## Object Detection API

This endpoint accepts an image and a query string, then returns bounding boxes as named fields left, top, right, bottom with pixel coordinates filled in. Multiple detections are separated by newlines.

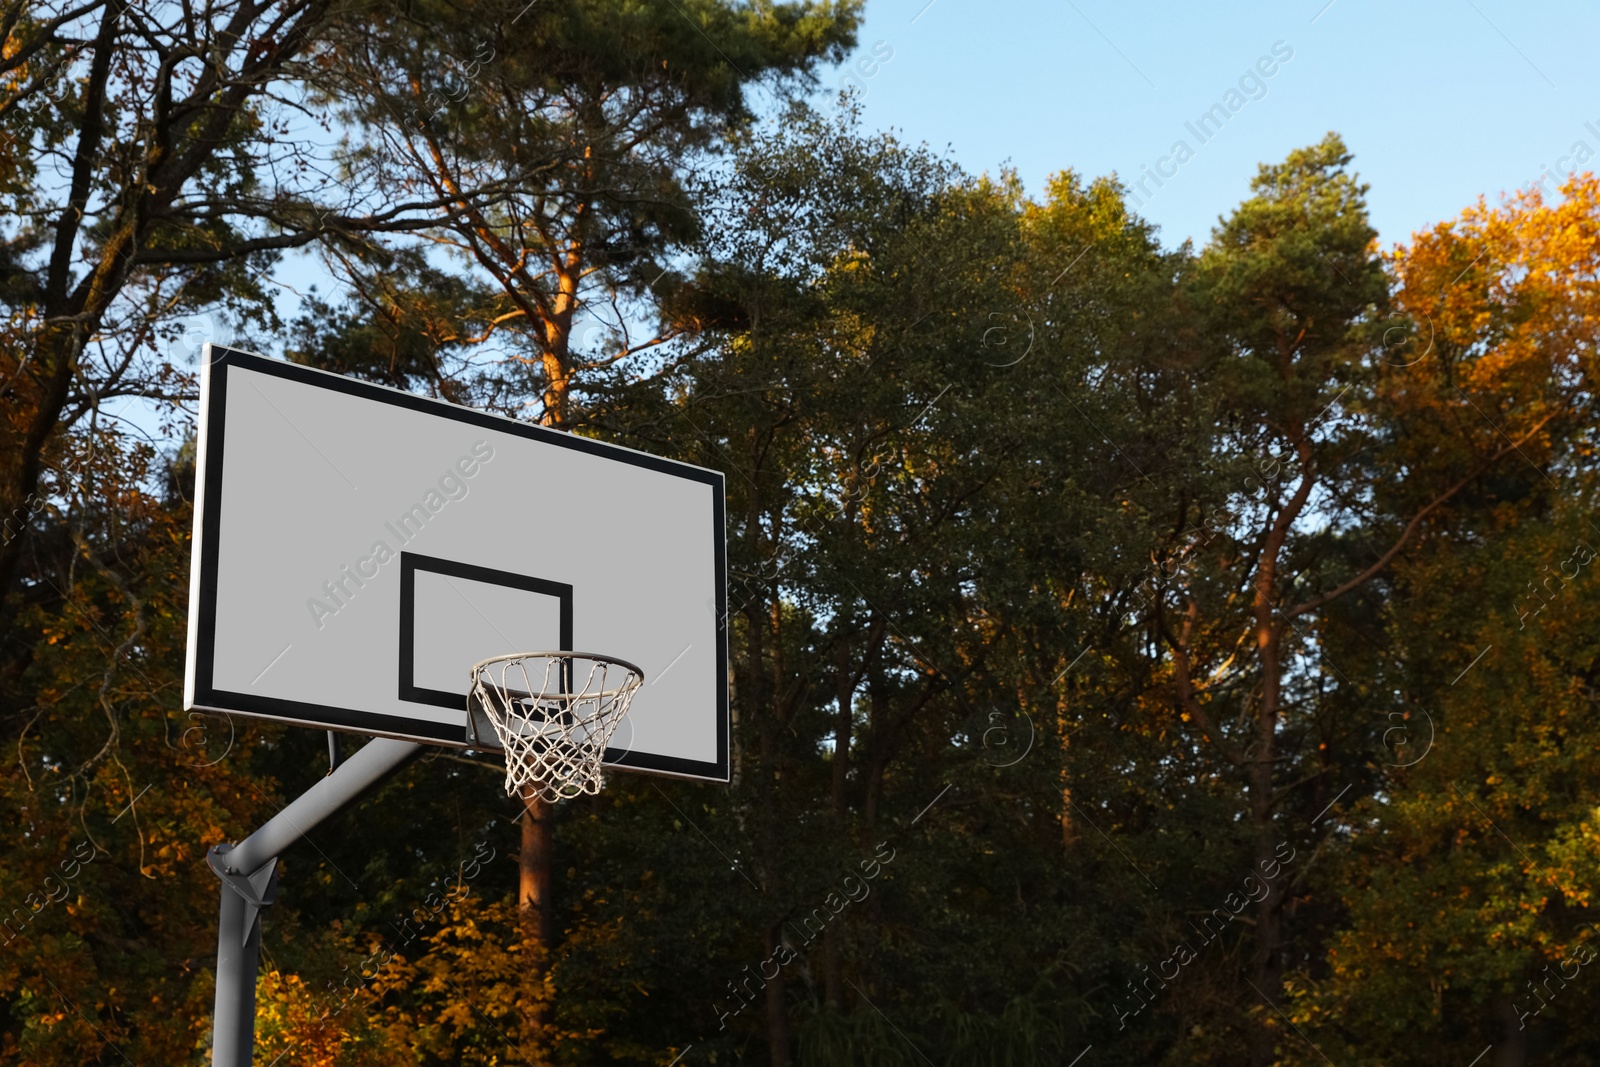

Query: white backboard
left=184, top=347, right=728, bottom=782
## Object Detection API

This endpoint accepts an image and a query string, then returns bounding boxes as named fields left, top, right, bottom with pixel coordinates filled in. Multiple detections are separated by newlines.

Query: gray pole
left=222, top=737, right=422, bottom=876
left=210, top=864, right=264, bottom=1067
left=209, top=737, right=423, bottom=1067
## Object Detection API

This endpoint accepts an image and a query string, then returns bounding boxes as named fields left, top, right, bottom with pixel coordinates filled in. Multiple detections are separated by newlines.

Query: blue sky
left=806, top=0, right=1600, bottom=250
left=188, top=0, right=1597, bottom=377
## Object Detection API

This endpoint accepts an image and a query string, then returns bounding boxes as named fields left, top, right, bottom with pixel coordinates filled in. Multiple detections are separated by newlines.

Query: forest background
left=3, top=3, right=1600, bottom=1066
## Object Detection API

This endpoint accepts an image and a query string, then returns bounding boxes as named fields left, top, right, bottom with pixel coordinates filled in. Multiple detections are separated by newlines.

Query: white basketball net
left=468, top=653, right=644, bottom=802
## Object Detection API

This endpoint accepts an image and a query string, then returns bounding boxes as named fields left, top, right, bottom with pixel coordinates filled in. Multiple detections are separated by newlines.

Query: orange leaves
left=1371, top=172, right=1600, bottom=536
left=255, top=970, right=360, bottom=1067
left=1389, top=172, right=1600, bottom=410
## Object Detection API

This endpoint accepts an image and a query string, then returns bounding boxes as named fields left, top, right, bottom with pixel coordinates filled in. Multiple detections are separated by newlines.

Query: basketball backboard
left=184, top=346, right=728, bottom=782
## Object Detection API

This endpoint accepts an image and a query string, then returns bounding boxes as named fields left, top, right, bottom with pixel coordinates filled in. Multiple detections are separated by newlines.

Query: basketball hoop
left=467, top=652, right=644, bottom=802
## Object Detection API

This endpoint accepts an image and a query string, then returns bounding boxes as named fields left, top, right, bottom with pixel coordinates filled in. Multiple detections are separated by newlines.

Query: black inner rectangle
left=397, top=551, right=574, bottom=712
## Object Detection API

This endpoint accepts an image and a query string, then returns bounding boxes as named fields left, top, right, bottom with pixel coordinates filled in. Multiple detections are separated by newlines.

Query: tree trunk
left=1249, top=528, right=1287, bottom=1067
left=0, top=333, right=78, bottom=644
left=822, top=644, right=852, bottom=1008
left=517, top=300, right=578, bottom=1048
left=519, top=785, right=555, bottom=1051
left=1248, top=808, right=1286, bottom=1067
left=764, top=921, right=792, bottom=1067
left=1058, top=684, right=1077, bottom=850
left=1491, top=991, right=1528, bottom=1067
left=741, top=474, right=790, bottom=1064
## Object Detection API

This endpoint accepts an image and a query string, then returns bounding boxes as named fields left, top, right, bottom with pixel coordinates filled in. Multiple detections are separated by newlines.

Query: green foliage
left=7, top=10, right=1600, bottom=1064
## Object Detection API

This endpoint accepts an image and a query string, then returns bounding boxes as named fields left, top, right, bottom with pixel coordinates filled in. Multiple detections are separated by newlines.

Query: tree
left=0, top=0, right=503, bottom=665
left=1283, top=173, right=1600, bottom=1067
left=617, top=105, right=1206, bottom=1065
left=290, top=0, right=862, bottom=1055
left=15, top=16, right=1600, bottom=1055
left=0, top=5, right=459, bottom=1060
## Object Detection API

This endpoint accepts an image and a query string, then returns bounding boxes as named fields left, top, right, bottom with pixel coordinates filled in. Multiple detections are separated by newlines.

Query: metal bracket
left=466, top=691, right=505, bottom=750
left=207, top=843, right=279, bottom=946
left=206, top=737, right=422, bottom=1067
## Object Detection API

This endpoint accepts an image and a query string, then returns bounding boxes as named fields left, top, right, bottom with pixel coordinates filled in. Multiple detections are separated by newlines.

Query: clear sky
left=177, top=0, right=1600, bottom=377
left=805, top=0, right=1600, bottom=251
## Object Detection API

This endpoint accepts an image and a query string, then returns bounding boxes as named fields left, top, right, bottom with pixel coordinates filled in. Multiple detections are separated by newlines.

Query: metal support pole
left=208, top=737, right=423, bottom=1067
left=210, top=860, right=266, bottom=1067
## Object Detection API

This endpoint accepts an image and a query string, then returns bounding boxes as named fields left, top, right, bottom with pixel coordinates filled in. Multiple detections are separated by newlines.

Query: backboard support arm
left=207, top=737, right=424, bottom=1067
